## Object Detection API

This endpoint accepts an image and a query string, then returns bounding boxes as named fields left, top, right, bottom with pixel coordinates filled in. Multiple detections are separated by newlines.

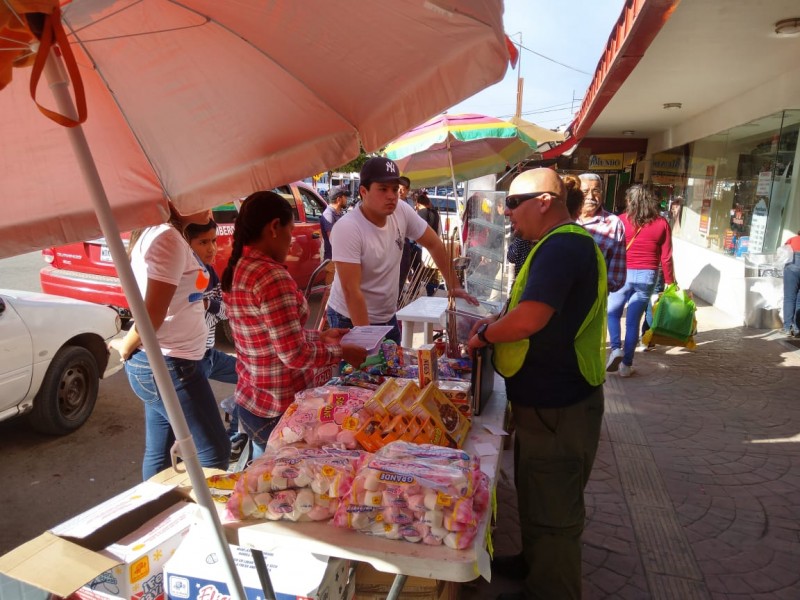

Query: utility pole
left=514, top=33, right=524, bottom=118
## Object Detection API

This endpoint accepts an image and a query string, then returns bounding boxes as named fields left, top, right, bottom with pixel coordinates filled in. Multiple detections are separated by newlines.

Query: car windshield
left=430, top=197, right=457, bottom=212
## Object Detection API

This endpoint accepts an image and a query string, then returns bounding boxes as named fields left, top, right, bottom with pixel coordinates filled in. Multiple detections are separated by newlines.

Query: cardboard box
left=163, top=527, right=351, bottom=600
left=352, top=563, right=457, bottom=600
left=0, top=481, right=197, bottom=599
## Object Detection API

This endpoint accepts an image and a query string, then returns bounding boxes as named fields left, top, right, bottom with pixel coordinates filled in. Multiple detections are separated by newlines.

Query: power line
left=517, top=42, right=592, bottom=76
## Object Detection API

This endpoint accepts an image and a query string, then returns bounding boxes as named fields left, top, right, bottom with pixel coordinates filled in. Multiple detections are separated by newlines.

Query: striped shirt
left=202, top=264, right=225, bottom=348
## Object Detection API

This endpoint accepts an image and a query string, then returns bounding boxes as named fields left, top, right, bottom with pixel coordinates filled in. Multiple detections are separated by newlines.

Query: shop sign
left=652, top=153, right=684, bottom=174
left=588, top=153, right=624, bottom=171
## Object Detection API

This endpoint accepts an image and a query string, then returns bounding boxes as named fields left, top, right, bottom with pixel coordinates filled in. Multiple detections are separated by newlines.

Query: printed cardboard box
left=0, top=481, right=197, bottom=599
left=72, top=501, right=197, bottom=600
left=163, top=527, right=351, bottom=600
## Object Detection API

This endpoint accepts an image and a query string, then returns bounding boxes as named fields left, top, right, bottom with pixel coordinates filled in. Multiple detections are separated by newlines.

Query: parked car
left=0, top=289, right=121, bottom=435
left=428, top=195, right=463, bottom=240
left=40, top=182, right=328, bottom=321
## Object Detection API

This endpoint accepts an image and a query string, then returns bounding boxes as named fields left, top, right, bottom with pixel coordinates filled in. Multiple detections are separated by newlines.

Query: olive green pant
left=511, top=387, right=604, bottom=600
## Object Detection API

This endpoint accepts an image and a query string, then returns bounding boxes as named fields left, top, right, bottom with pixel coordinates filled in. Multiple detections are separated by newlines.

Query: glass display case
left=461, top=190, right=509, bottom=311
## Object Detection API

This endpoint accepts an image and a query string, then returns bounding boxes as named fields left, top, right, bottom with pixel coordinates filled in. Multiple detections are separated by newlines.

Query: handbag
left=643, top=283, right=697, bottom=349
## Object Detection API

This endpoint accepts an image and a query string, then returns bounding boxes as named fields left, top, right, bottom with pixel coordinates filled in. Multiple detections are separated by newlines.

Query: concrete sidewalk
left=462, top=302, right=800, bottom=599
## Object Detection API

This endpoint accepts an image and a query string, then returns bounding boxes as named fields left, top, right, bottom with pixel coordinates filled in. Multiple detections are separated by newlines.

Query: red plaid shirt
left=225, top=250, right=341, bottom=417
left=579, top=209, right=627, bottom=292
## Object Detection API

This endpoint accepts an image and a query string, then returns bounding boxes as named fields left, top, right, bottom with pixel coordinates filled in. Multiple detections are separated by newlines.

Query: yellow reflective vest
left=492, top=224, right=607, bottom=385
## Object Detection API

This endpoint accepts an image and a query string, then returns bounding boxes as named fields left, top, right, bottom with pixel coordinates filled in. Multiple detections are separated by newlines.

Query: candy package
left=332, top=441, right=490, bottom=549
left=225, top=445, right=370, bottom=522
left=267, top=385, right=374, bottom=449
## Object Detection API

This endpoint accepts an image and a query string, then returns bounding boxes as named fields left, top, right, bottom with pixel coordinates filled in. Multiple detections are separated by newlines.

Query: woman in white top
left=111, top=204, right=230, bottom=479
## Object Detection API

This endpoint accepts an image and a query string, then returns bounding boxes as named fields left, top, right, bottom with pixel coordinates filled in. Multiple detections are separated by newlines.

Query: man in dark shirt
left=468, top=168, right=606, bottom=600
left=320, top=185, right=349, bottom=261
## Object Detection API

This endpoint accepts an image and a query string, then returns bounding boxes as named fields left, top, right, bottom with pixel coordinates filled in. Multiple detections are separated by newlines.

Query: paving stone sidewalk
left=461, top=302, right=800, bottom=600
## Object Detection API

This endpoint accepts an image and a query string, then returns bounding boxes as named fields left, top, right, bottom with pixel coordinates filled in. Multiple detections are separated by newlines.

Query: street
left=0, top=252, right=235, bottom=555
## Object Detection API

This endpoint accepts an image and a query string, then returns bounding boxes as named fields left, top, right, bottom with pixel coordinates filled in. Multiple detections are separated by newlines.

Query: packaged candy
left=333, top=441, right=489, bottom=549
left=225, top=445, right=370, bottom=522
left=437, top=379, right=472, bottom=417
left=267, top=386, right=374, bottom=449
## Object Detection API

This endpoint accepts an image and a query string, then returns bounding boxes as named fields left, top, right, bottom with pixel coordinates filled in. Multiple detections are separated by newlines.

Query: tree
left=332, top=147, right=382, bottom=173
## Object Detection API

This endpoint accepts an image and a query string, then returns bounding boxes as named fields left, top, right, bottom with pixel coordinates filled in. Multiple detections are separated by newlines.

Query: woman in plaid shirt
left=221, top=192, right=367, bottom=455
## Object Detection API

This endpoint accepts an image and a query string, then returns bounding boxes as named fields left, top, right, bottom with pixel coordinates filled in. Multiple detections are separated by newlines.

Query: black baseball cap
left=398, top=176, right=411, bottom=188
left=328, top=185, right=350, bottom=202
left=360, top=157, right=403, bottom=188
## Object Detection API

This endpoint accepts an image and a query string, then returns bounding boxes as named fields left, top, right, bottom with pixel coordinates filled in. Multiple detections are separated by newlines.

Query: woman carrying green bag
left=606, top=185, right=675, bottom=377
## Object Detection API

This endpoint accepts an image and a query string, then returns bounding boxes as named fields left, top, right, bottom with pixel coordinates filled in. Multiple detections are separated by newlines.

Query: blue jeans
left=125, top=350, right=231, bottom=480
left=783, top=255, right=800, bottom=332
left=608, top=269, right=657, bottom=367
left=201, top=347, right=239, bottom=435
left=325, top=308, right=401, bottom=345
left=236, top=405, right=282, bottom=459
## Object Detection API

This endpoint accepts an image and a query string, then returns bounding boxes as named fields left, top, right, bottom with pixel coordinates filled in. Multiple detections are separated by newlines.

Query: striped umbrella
left=384, top=113, right=539, bottom=188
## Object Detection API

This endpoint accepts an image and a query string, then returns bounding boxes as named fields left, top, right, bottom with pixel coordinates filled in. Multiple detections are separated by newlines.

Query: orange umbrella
left=0, top=0, right=513, bottom=258
left=0, top=2, right=513, bottom=597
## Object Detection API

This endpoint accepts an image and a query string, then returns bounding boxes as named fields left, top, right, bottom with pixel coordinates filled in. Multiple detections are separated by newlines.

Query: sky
left=448, top=0, right=628, bottom=131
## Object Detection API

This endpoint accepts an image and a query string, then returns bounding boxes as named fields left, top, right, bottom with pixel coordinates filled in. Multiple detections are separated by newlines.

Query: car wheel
left=28, top=345, right=100, bottom=435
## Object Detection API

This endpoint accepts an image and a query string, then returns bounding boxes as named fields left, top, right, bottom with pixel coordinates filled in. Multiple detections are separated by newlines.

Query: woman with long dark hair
left=221, top=191, right=366, bottom=455
left=606, top=185, right=675, bottom=377
left=111, top=203, right=231, bottom=479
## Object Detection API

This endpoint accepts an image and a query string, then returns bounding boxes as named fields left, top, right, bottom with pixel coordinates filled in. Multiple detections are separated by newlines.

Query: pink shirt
left=619, top=214, right=675, bottom=284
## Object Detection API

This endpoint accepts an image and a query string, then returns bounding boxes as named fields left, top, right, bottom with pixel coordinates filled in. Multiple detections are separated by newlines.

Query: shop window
left=658, top=110, right=800, bottom=257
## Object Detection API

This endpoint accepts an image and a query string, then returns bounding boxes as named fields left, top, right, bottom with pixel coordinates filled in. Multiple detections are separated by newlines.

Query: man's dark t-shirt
left=504, top=231, right=601, bottom=408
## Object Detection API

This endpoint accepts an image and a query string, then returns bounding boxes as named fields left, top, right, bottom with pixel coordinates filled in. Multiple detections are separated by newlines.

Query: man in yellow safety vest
left=467, top=167, right=607, bottom=600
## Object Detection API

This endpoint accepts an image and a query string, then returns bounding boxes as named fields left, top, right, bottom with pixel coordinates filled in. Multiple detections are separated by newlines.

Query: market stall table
left=396, top=296, right=448, bottom=348
left=223, top=375, right=508, bottom=600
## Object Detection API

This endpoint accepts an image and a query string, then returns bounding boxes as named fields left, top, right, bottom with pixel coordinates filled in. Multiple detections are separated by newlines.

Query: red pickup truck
left=40, top=182, right=328, bottom=322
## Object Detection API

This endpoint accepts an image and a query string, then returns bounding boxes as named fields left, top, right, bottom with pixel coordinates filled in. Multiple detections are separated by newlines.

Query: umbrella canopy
left=384, top=113, right=539, bottom=188
left=0, top=0, right=512, bottom=259
left=510, top=115, right=565, bottom=145
left=0, top=2, right=512, bottom=598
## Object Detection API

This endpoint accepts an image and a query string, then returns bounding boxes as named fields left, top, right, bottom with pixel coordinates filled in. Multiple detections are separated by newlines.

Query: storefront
left=642, top=110, right=800, bottom=320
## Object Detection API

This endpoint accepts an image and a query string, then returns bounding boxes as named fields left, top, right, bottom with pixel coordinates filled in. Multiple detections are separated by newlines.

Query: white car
left=0, top=289, right=121, bottom=435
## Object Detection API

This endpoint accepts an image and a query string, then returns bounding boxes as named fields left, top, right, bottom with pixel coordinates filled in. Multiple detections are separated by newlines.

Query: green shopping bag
left=646, top=283, right=697, bottom=347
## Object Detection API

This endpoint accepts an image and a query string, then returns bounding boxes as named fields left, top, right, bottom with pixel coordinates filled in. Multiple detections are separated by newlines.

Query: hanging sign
left=756, top=171, right=773, bottom=197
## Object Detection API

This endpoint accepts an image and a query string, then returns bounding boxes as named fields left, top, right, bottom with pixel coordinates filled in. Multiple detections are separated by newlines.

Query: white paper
left=482, top=423, right=508, bottom=436
left=339, top=325, right=393, bottom=351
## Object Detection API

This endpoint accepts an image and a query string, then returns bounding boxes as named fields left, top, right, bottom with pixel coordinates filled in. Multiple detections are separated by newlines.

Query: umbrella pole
left=43, top=50, right=251, bottom=600
left=444, top=137, right=461, bottom=357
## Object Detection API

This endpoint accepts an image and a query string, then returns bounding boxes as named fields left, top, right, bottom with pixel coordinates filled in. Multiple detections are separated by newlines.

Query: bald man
left=468, top=168, right=607, bottom=600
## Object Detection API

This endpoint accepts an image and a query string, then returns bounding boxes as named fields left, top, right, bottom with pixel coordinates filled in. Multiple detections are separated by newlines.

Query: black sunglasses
left=505, top=191, right=557, bottom=210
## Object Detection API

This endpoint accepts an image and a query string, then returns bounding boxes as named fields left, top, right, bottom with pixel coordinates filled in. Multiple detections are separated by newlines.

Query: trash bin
left=744, top=253, right=784, bottom=329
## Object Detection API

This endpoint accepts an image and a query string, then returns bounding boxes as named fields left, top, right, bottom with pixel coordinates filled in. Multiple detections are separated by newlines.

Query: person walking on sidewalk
left=577, top=173, right=626, bottom=293
left=606, top=185, right=675, bottom=377
left=467, top=168, right=607, bottom=600
left=781, top=230, right=800, bottom=336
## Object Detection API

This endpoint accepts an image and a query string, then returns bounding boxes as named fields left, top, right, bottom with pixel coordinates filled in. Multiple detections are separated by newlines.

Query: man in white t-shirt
left=327, top=157, right=476, bottom=344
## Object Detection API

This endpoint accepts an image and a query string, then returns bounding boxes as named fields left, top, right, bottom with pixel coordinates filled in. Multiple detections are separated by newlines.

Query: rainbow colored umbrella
left=384, top=113, right=539, bottom=188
